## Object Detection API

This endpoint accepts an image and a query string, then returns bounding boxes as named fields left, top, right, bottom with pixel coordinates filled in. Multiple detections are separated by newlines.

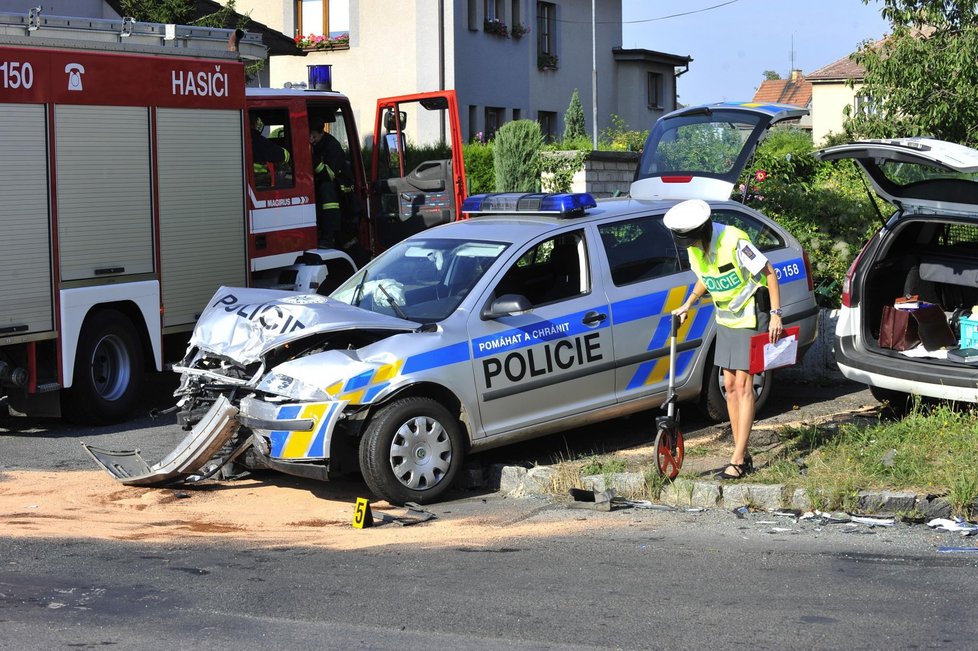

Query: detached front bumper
left=84, top=393, right=352, bottom=487
left=83, top=395, right=240, bottom=486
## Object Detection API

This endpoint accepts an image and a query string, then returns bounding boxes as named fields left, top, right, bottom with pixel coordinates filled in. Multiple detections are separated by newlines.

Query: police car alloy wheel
left=359, top=397, right=464, bottom=505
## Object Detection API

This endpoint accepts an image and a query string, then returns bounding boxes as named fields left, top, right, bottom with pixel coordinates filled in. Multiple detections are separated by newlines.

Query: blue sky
left=621, top=0, right=890, bottom=106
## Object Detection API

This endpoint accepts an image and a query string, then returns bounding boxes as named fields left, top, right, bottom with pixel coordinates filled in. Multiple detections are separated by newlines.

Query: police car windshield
left=331, top=238, right=509, bottom=322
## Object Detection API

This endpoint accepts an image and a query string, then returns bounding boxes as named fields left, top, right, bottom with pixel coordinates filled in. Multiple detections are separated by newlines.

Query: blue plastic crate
left=960, top=315, right=978, bottom=349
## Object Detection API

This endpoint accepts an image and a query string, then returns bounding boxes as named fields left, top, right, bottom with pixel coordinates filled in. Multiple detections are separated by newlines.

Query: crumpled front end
left=86, top=287, right=414, bottom=486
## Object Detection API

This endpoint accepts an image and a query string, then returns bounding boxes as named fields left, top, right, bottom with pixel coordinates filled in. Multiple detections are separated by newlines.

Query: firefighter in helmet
left=309, top=114, right=356, bottom=249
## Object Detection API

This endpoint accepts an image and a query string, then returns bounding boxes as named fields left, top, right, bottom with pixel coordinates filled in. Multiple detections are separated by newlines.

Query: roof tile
left=751, top=77, right=812, bottom=107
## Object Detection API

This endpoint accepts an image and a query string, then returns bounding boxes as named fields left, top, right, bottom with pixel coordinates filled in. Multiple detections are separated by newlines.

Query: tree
left=763, top=70, right=782, bottom=81
left=846, top=0, right=978, bottom=146
left=562, top=89, right=586, bottom=142
left=119, top=0, right=244, bottom=28
left=494, top=120, right=543, bottom=192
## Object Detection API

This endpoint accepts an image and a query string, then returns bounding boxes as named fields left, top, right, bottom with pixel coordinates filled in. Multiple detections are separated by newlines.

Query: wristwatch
left=770, top=308, right=783, bottom=316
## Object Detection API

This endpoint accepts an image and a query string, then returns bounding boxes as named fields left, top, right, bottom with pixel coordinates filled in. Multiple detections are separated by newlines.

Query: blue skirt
left=714, top=309, right=770, bottom=372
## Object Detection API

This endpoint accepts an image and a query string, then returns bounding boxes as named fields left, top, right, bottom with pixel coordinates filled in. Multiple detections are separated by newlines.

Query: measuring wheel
left=653, top=421, right=684, bottom=480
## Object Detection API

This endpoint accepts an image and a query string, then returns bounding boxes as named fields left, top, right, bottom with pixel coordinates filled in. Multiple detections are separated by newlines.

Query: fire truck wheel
left=63, top=309, right=144, bottom=424
left=700, top=345, right=771, bottom=423
left=358, top=397, right=464, bottom=506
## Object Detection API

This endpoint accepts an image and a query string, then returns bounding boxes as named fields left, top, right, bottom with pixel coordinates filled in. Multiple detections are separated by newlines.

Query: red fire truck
left=0, top=11, right=466, bottom=423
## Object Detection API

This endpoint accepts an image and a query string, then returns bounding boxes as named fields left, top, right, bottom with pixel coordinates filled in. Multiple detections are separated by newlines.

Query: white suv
left=817, top=138, right=978, bottom=409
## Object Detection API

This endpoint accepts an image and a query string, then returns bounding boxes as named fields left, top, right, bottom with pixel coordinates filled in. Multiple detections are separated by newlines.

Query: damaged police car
left=85, top=102, right=819, bottom=505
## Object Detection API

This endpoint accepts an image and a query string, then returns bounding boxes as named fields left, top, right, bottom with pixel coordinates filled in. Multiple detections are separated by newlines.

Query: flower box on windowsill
left=301, top=43, right=350, bottom=53
left=483, top=18, right=509, bottom=38
left=295, top=33, right=350, bottom=52
left=537, top=54, right=558, bottom=71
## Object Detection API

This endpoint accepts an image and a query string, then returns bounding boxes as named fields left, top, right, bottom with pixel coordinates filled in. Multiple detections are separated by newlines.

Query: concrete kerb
left=487, top=464, right=955, bottom=517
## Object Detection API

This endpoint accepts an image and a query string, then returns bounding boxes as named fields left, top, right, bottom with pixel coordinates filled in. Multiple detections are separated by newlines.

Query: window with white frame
left=298, top=0, right=350, bottom=38
left=854, top=93, right=879, bottom=117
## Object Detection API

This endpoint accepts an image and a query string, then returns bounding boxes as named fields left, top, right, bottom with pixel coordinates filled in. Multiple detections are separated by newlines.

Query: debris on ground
left=850, top=515, right=895, bottom=527
left=373, top=503, right=437, bottom=526
left=566, top=489, right=679, bottom=512
left=568, top=488, right=615, bottom=511
left=927, top=517, right=978, bottom=536
left=936, top=546, right=978, bottom=553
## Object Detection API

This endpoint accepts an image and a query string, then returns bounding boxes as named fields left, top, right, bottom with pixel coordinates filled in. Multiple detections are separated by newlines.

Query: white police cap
left=663, top=199, right=711, bottom=234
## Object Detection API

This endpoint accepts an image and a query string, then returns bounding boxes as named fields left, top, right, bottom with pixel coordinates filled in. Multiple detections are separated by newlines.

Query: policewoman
left=664, top=199, right=782, bottom=479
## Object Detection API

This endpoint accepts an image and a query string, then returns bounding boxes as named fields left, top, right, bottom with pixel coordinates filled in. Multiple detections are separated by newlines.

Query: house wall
left=269, top=1, right=451, bottom=147
left=521, top=0, right=622, bottom=144
left=240, top=2, right=292, bottom=35
left=614, top=61, right=679, bottom=135
left=231, top=0, right=680, bottom=150
left=266, top=0, right=627, bottom=147
left=811, top=81, right=862, bottom=145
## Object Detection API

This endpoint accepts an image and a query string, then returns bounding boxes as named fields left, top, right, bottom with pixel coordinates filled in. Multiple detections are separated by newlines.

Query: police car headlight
left=257, top=373, right=332, bottom=401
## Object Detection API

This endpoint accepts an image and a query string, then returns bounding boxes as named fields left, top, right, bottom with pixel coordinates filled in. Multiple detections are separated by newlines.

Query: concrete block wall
left=572, top=151, right=640, bottom=198
left=540, top=150, right=640, bottom=198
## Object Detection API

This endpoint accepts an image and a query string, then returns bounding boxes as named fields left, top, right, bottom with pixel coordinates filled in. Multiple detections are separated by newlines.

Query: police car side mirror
left=482, top=294, right=532, bottom=319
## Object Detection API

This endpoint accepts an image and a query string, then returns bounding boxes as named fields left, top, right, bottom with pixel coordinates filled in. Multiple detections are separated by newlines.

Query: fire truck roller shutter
left=156, top=108, right=247, bottom=328
left=0, top=103, right=53, bottom=335
left=55, top=105, right=153, bottom=282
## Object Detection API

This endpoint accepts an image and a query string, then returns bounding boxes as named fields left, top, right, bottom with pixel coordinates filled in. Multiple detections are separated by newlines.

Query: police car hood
left=191, top=287, right=415, bottom=364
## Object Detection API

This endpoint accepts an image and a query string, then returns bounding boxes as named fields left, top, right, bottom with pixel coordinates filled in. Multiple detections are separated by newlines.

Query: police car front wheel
left=359, top=397, right=464, bottom=505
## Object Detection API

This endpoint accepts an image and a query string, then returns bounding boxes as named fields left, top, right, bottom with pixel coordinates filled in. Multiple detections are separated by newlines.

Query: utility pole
left=591, top=0, right=598, bottom=150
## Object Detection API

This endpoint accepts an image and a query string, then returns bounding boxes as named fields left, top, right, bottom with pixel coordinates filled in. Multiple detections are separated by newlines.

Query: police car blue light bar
left=462, top=192, right=597, bottom=217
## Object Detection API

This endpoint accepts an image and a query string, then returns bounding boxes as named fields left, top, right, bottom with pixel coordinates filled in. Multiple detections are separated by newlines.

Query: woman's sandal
left=716, top=454, right=754, bottom=480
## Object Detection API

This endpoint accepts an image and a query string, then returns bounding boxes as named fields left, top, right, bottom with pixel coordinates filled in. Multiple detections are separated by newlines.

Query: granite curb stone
left=486, top=464, right=959, bottom=516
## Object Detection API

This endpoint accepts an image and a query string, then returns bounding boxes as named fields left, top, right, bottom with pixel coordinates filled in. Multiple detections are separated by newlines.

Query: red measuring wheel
left=653, top=421, right=684, bottom=480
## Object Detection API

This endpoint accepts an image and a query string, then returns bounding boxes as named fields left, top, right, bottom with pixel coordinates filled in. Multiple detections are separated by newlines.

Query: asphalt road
left=3, top=374, right=977, bottom=649
left=1, top=500, right=977, bottom=650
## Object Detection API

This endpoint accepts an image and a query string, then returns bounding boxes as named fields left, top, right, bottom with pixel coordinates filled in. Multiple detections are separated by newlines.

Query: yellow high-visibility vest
left=687, top=225, right=766, bottom=328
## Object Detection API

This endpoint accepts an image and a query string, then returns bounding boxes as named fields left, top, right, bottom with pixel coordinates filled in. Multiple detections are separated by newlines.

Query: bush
left=463, top=142, right=495, bottom=194
left=600, top=114, right=648, bottom=152
left=493, top=120, right=543, bottom=192
left=563, top=89, right=586, bottom=142
left=737, top=128, right=886, bottom=307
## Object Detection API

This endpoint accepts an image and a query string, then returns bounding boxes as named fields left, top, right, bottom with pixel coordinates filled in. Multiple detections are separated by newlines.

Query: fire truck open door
left=369, top=90, right=466, bottom=253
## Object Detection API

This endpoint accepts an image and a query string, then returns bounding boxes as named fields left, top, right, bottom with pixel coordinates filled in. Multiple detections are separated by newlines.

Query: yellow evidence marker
left=352, top=497, right=373, bottom=528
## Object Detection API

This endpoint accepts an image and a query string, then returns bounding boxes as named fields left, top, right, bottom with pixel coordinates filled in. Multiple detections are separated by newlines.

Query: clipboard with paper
left=748, top=326, right=800, bottom=375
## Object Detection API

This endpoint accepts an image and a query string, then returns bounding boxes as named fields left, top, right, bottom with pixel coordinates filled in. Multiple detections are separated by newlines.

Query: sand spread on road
left=0, top=470, right=606, bottom=549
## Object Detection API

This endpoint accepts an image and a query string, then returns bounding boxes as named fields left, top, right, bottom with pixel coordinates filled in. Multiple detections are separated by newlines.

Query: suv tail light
left=841, top=239, right=873, bottom=308
left=802, top=250, right=814, bottom=293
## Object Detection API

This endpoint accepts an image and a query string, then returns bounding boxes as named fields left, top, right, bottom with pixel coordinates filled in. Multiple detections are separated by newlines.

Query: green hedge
left=737, top=129, right=885, bottom=307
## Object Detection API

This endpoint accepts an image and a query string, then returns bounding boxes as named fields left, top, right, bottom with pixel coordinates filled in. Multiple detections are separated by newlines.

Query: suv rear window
left=879, top=159, right=978, bottom=187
